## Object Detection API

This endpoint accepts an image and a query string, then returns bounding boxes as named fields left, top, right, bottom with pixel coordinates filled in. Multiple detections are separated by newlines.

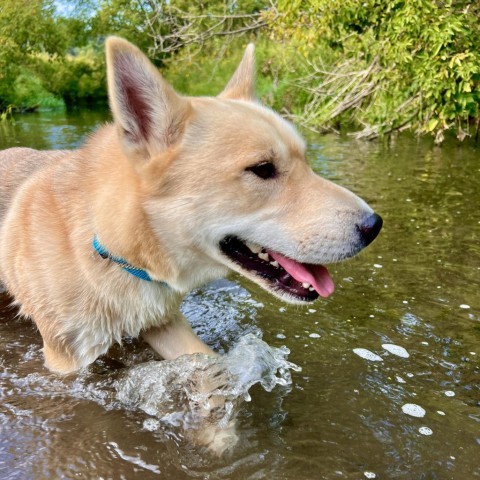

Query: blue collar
left=93, top=235, right=166, bottom=284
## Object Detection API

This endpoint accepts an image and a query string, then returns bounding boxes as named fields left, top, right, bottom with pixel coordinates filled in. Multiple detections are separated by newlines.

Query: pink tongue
left=267, top=250, right=335, bottom=298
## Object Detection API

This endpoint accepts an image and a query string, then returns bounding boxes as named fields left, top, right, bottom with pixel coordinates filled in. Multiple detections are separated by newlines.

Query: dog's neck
left=85, top=127, right=177, bottom=282
left=92, top=234, right=169, bottom=286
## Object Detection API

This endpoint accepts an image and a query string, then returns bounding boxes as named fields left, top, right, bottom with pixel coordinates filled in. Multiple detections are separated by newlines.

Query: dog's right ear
left=106, top=37, right=190, bottom=159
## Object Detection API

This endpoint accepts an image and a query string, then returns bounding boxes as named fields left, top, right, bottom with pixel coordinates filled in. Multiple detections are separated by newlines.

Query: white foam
left=459, top=304, right=470, bottom=309
left=444, top=390, right=455, bottom=397
left=108, top=442, right=161, bottom=474
left=143, top=418, right=160, bottom=431
left=419, top=426, right=433, bottom=435
left=382, top=344, right=410, bottom=358
left=353, top=348, right=383, bottom=362
left=436, top=411, right=445, bottom=416
left=401, top=403, right=426, bottom=417
left=364, top=472, right=377, bottom=479
left=309, top=333, right=321, bottom=338
left=395, top=375, right=406, bottom=384
left=276, top=333, right=286, bottom=339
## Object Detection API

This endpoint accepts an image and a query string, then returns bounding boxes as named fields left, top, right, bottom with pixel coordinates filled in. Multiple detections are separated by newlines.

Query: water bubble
left=437, top=411, right=445, bottom=416
left=308, top=333, right=321, bottom=339
left=276, top=333, right=286, bottom=339
left=373, top=264, right=382, bottom=268
left=444, top=390, right=455, bottom=397
left=382, top=344, right=410, bottom=358
left=308, top=309, right=317, bottom=313
left=364, top=472, right=377, bottom=479
left=402, top=403, right=426, bottom=417
left=459, top=304, right=470, bottom=309
left=419, top=426, right=433, bottom=435
left=396, top=375, right=406, bottom=384
left=143, top=418, right=160, bottom=431
left=353, top=348, right=383, bottom=362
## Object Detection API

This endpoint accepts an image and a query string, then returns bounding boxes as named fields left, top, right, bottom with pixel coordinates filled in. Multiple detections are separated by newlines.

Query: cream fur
left=0, top=37, right=376, bottom=375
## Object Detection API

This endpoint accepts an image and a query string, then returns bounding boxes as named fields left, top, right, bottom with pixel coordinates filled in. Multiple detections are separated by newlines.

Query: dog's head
left=105, top=37, right=382, bottom=304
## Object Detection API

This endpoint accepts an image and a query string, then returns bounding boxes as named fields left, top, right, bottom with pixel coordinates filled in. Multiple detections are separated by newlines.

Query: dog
left=0, top=37, right=381, bottom=374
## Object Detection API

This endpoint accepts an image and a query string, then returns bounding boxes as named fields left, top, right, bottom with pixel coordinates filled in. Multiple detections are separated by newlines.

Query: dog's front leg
left=142, top=314, right=215, bottom=360
left=143, top=315, right=237, bottom=454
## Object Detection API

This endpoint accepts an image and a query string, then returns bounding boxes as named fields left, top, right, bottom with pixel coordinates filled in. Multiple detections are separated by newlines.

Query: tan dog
left=0, top=37, right=381, bottom=376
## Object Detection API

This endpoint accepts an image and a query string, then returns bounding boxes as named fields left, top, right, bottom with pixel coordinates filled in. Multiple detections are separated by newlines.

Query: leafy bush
left=11, top=71, right=64, bottom=110
left=270, top=0, right=480, bottom=141
left=33, top=47, right=107, bottom=107
left=2, top=0, right=479, bottom=142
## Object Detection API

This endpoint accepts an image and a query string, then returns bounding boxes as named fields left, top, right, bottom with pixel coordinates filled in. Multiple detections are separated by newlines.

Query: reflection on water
left=0, top=111, right=479, bottom=479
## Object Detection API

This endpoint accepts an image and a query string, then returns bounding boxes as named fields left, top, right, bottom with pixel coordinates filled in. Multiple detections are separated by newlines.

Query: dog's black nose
left=358, top=212, right=383, bottom=247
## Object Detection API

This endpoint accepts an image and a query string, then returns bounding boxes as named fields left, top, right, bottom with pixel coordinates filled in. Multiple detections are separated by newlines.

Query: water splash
left=116, top=333, right=301, bottom=430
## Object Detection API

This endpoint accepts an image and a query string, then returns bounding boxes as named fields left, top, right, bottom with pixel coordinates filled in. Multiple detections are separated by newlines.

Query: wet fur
left=0, top=38, right=374, bottom=376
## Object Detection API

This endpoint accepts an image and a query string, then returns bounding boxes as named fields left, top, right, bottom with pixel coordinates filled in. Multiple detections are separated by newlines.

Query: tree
left=0, top=0, right=66, bottom=109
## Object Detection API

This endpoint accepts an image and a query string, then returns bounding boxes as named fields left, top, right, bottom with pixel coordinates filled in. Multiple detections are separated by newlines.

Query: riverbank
left=1, top=1, right=479, bottom=144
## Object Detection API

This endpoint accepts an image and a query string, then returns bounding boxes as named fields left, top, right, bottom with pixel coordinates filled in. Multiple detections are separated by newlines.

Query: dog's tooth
left=309, top=286, right=315, bottom=291
left=247, top=243, right=262, bottom=254
left=302, top=282, right=311, bottom=289
left=270, top=260, right=279, bottom=268
left=258, top=252, right=269, bottom=262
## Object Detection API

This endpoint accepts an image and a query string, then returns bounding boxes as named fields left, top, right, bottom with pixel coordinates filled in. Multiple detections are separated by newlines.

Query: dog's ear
left=219, top=43, right=255, bottom=101
left=106, top=37, right=190, bottom=158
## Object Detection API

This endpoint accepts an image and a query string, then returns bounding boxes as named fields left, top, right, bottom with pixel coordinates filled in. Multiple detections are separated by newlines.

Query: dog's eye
left=245, top=161, right=277, bottom=180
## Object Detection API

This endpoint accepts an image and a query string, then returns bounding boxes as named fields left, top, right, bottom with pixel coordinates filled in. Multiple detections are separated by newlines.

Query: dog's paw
left=187, top=419, right=239, bottom=456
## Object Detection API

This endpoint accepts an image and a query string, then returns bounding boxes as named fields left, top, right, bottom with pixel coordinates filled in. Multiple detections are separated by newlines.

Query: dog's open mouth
left=219, top=236, right=335, bottom=303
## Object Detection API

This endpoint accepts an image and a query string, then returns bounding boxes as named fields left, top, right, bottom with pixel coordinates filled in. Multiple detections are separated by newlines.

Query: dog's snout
left=357, top=212, right=383, bottom=247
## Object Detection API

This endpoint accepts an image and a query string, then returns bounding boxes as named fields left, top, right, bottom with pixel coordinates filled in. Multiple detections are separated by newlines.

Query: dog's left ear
left=106, top=37, right=191, bottom=159
left=219, top=44, right=255, bottom=101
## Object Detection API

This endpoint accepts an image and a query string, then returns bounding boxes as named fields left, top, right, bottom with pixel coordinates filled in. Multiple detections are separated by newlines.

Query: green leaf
left=427, top=118, right=439, bottom=132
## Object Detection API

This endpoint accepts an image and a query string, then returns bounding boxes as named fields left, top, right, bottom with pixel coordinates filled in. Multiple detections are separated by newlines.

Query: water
left=117, top=334, right=299, bottom=456
left=0, top=110, right=479, bottom=479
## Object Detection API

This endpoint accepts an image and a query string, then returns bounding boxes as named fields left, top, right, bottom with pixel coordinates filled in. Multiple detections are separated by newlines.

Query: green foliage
left=33, top=47, right=107, bottom=107
left=0, top=105, right=15, bottom=123
left=89, top=0, right=159, bottom=56
left=0, top=0, right=65, bottom=110
left=11, top=71, right=64, bottom=110
left=271, top=0, right=480, bottom=140
left=1, top=0, right=479, bottom=141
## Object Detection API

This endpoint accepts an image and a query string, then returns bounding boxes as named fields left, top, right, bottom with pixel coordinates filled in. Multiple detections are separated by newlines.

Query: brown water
left=0, top=110, right=479, bottom=479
